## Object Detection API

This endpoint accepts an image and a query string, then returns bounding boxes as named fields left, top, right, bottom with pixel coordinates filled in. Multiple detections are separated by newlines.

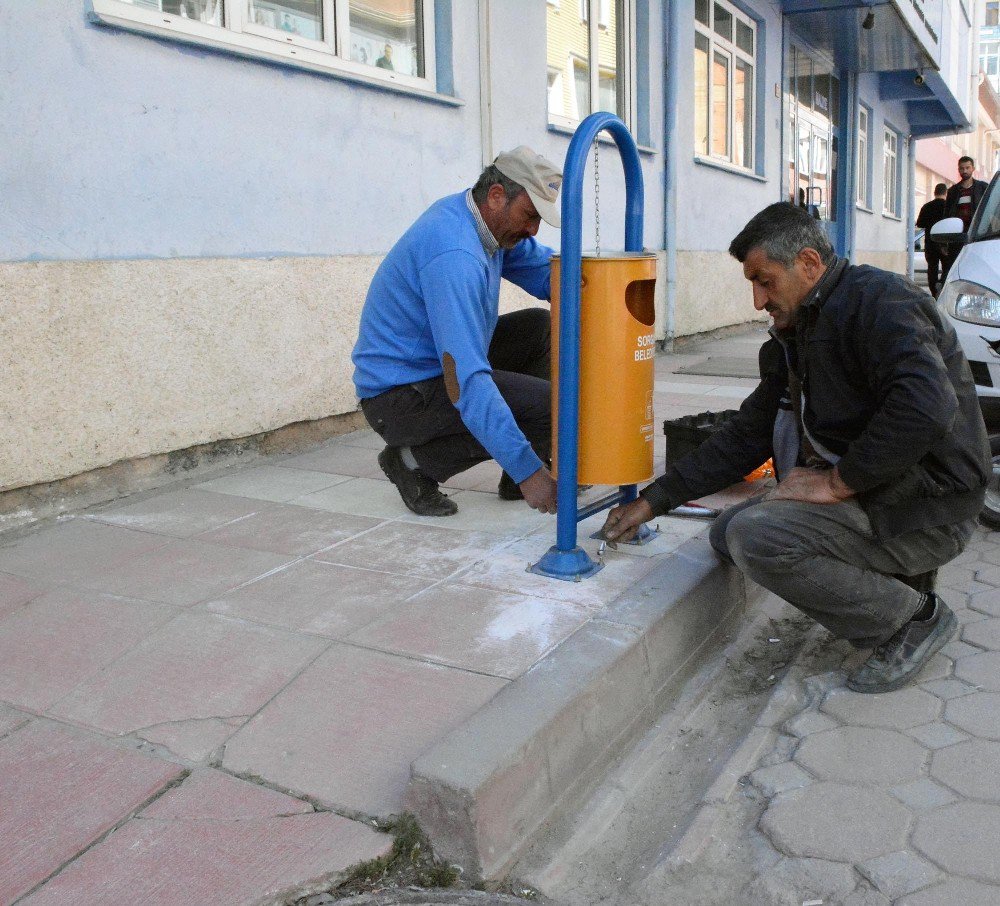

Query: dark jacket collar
left=801, top=256, right=848, bottom=311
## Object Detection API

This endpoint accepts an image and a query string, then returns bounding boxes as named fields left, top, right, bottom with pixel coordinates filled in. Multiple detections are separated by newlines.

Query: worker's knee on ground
left=709, top=513, right=733, bottom=563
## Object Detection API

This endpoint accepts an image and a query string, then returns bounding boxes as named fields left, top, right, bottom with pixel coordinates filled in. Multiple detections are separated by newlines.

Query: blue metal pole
left=530, top=112, right=646, bottom=581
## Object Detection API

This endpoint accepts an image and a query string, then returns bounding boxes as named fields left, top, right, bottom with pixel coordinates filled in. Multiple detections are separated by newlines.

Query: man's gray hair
left=728, top=202, right=835, bottom=267
left=471, top=164, right=526, bottom=205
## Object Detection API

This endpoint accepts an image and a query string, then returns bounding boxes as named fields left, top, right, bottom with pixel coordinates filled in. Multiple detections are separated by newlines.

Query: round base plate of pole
left=528, top=545, right=604, bottom=581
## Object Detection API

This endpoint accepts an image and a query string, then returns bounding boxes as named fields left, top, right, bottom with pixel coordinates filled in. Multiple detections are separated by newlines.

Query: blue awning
left=781, top=0, right=969, bottom=136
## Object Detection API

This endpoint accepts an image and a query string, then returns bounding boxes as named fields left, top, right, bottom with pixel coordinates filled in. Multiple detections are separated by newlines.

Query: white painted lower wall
left=1, top=255, right=544, bottom=492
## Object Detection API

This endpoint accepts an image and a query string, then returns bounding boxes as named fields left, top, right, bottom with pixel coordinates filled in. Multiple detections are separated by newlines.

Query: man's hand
left=767, top=466, right=854, bottom=504
left=600, top=498, right=654, bottom=545
left=520, top=466, right=558, bottom=514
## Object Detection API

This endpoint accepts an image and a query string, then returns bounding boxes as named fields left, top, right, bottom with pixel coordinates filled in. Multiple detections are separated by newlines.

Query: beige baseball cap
left=493, top=146, right=563, bottom=228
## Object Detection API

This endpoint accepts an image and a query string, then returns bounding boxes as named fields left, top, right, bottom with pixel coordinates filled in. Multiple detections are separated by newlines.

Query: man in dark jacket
left=916, top=183, right=947, bottom=296
left=602, top=202, right=990, bottom=694
left=941, top=156, right=990, bottom=281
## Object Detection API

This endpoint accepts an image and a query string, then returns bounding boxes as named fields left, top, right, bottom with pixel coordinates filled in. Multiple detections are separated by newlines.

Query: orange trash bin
left=550, top=253, right=658, bottom=486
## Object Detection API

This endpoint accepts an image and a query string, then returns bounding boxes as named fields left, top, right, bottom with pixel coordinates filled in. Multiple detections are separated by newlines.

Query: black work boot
left=378, top=447, right=458, bottom=517
left=847, top=594, right=957, bottom=694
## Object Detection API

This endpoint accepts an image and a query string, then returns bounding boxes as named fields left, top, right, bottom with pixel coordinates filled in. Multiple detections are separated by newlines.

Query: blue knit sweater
left=352, top=192, right=554, bottom=483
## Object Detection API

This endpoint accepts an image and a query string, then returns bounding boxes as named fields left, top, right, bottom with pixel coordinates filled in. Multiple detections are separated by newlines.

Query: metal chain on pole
left=593, top=141, right=601, bottom=257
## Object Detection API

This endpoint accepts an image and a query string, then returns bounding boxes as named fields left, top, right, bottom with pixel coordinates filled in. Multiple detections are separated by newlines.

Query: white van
left=932, top=172, right=1000, bottom=425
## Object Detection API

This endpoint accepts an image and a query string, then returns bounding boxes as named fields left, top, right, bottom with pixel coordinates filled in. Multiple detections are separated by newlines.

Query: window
left=856, top=104, right=871, bottom=206
left=546, top=0, right=637, bottom=130
left=883, top=126, right=900, bottom=217
left=987, top=1, right=999, bottom=26
left=694, top=0, right=757, bottom=169
left=90, top=0, right=437, bottom=91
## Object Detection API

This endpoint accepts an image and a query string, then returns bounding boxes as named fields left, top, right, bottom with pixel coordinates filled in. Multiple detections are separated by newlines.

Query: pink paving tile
left=311, top=521, right=507, bottom=581
left=78, top=538, right=295, bottom=607
left=196, top=504, right=383, bottom=556
left=0, top=588, right=174, bottom=712
left=350, top=583, right=589, bottom=679
left=49, top=610, right=329, bottom=735
left=139, top=768, right=312, bottom=819
left=0, top=519, right=170, bottom=585
left=0, top=703, right=29, bottom=738
left=136, top=716, right=247, bottom=763
left=203, top=559, right=430, bottom=638
left=223, top=644, right=507, bottom=815
left=87, top=489, right=266, bottom=538
left=22, top=813, right=391, bottom=906
left=0, top=571, right=47, bottom=622
left=0, top=722, right=181, bottom=904
left=283, top=442, right=386, bottom=478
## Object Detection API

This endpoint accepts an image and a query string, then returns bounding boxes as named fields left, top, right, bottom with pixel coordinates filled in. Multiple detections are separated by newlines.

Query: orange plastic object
left=550, top=253, right=658, bottom=486
left=744, top=459, right=774, bottom=482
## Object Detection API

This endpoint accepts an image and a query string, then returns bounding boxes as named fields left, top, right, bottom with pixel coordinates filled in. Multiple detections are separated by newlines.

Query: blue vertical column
left=530, top=112, right=646, bottom=582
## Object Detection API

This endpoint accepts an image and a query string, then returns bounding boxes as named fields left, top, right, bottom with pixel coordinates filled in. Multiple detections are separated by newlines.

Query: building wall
left=0, top=0, right=979, bottom=492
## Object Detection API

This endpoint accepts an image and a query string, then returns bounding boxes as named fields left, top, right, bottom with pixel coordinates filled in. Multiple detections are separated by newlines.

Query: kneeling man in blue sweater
left=352, top=146, right=562, bottom=517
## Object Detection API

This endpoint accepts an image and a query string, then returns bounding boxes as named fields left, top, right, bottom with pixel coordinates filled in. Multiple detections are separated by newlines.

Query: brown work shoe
left=378, top=447, right=458, bottom=517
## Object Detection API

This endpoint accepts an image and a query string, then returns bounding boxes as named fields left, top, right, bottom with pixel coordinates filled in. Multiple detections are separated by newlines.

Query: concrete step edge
left=405, top=534, right=760, bottom=882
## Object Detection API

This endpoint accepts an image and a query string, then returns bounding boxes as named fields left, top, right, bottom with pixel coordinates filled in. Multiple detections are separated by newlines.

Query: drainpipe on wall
left=906, top=134, right=916, bottom=281
left=479, top=0, right=493, bottom=168
left=661, top=0, right=681, bottom=348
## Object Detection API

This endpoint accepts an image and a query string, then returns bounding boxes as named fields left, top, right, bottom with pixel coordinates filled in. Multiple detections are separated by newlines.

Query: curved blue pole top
left=553, top=112, right=645, bottom=554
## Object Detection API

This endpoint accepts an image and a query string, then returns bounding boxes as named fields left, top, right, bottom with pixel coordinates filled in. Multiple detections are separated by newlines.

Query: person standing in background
left=941, top=157, right=989, bottom=282
left=916, top=183, right=948, bottom=296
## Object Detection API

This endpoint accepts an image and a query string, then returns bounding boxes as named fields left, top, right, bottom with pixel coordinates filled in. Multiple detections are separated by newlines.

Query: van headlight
left=940, top=280, right=1000, bottom=327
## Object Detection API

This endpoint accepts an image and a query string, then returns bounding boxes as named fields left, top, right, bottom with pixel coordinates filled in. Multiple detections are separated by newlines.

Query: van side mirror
left=930, top=217, right=966, bottom=245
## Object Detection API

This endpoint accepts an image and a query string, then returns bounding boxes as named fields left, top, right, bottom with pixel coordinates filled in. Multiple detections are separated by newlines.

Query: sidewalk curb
left=406, top=535, right=760, bottom=881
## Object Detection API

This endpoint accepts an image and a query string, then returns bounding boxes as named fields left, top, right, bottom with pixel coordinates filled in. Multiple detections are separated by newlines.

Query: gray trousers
left=710, top=496, right=975, bottom=648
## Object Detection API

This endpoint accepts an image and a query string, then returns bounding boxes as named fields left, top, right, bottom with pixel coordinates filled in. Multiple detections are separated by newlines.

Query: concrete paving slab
left=820, top=686, right=941, bottom=729
left=0, top=702, right=30, bottom=738
left=22, top=812, right=392, bottom=906
left=913, top=801, right=1000, bottom=883
left=0, top=588, right=174, bottom=712
left=223, top=644, right=507, bottom=815
left=0, top=571, right=48, bottom=621
left=139, top=767, right=313, bottom=819
left=311, top=521, right=508, bottom=582
left=457, top=535, right=660, bottom=612
left=955, top=650, right=1000, bottom=689
left=890, top=777, right=959, bottom=811
left=334, top=428, right=387, bottom=451
left=899, top=878, right=1000, bottom=905
left=945, top=691, right=1000, bottom=738
left=282, top=442, right=387, bottom=478
left=906, top=721, right=969, bottom=749
left=0, top=721, right=181, bottom=904
left=137, top=716, right=248, bottom=763
left=794, top=726, right=926, bottom=785
left=204, top=559, right=431, bottom=639
left=0, top=519, right=171, bottom=585
left=194, top=465, right=354, bottom=502
left=195, top=504, right=384, bottom=556
left=441, top=459, right=504, bottom=492
left=759, top=783, right=911, bottom=862
left=931, top=739, right=1000, bottom=800
left=857, top=850, right=940, bottom=899
left=293, top=477, right=449, bottom=520
left=49, top=610, right=329, bottom=740
left=349, top=583, right=590, bottom=679
left=397, top=490, right=551, bottom=536
left=77, top=537, right=295, bottom=607
left=87, top=488, right=265, bottom=538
